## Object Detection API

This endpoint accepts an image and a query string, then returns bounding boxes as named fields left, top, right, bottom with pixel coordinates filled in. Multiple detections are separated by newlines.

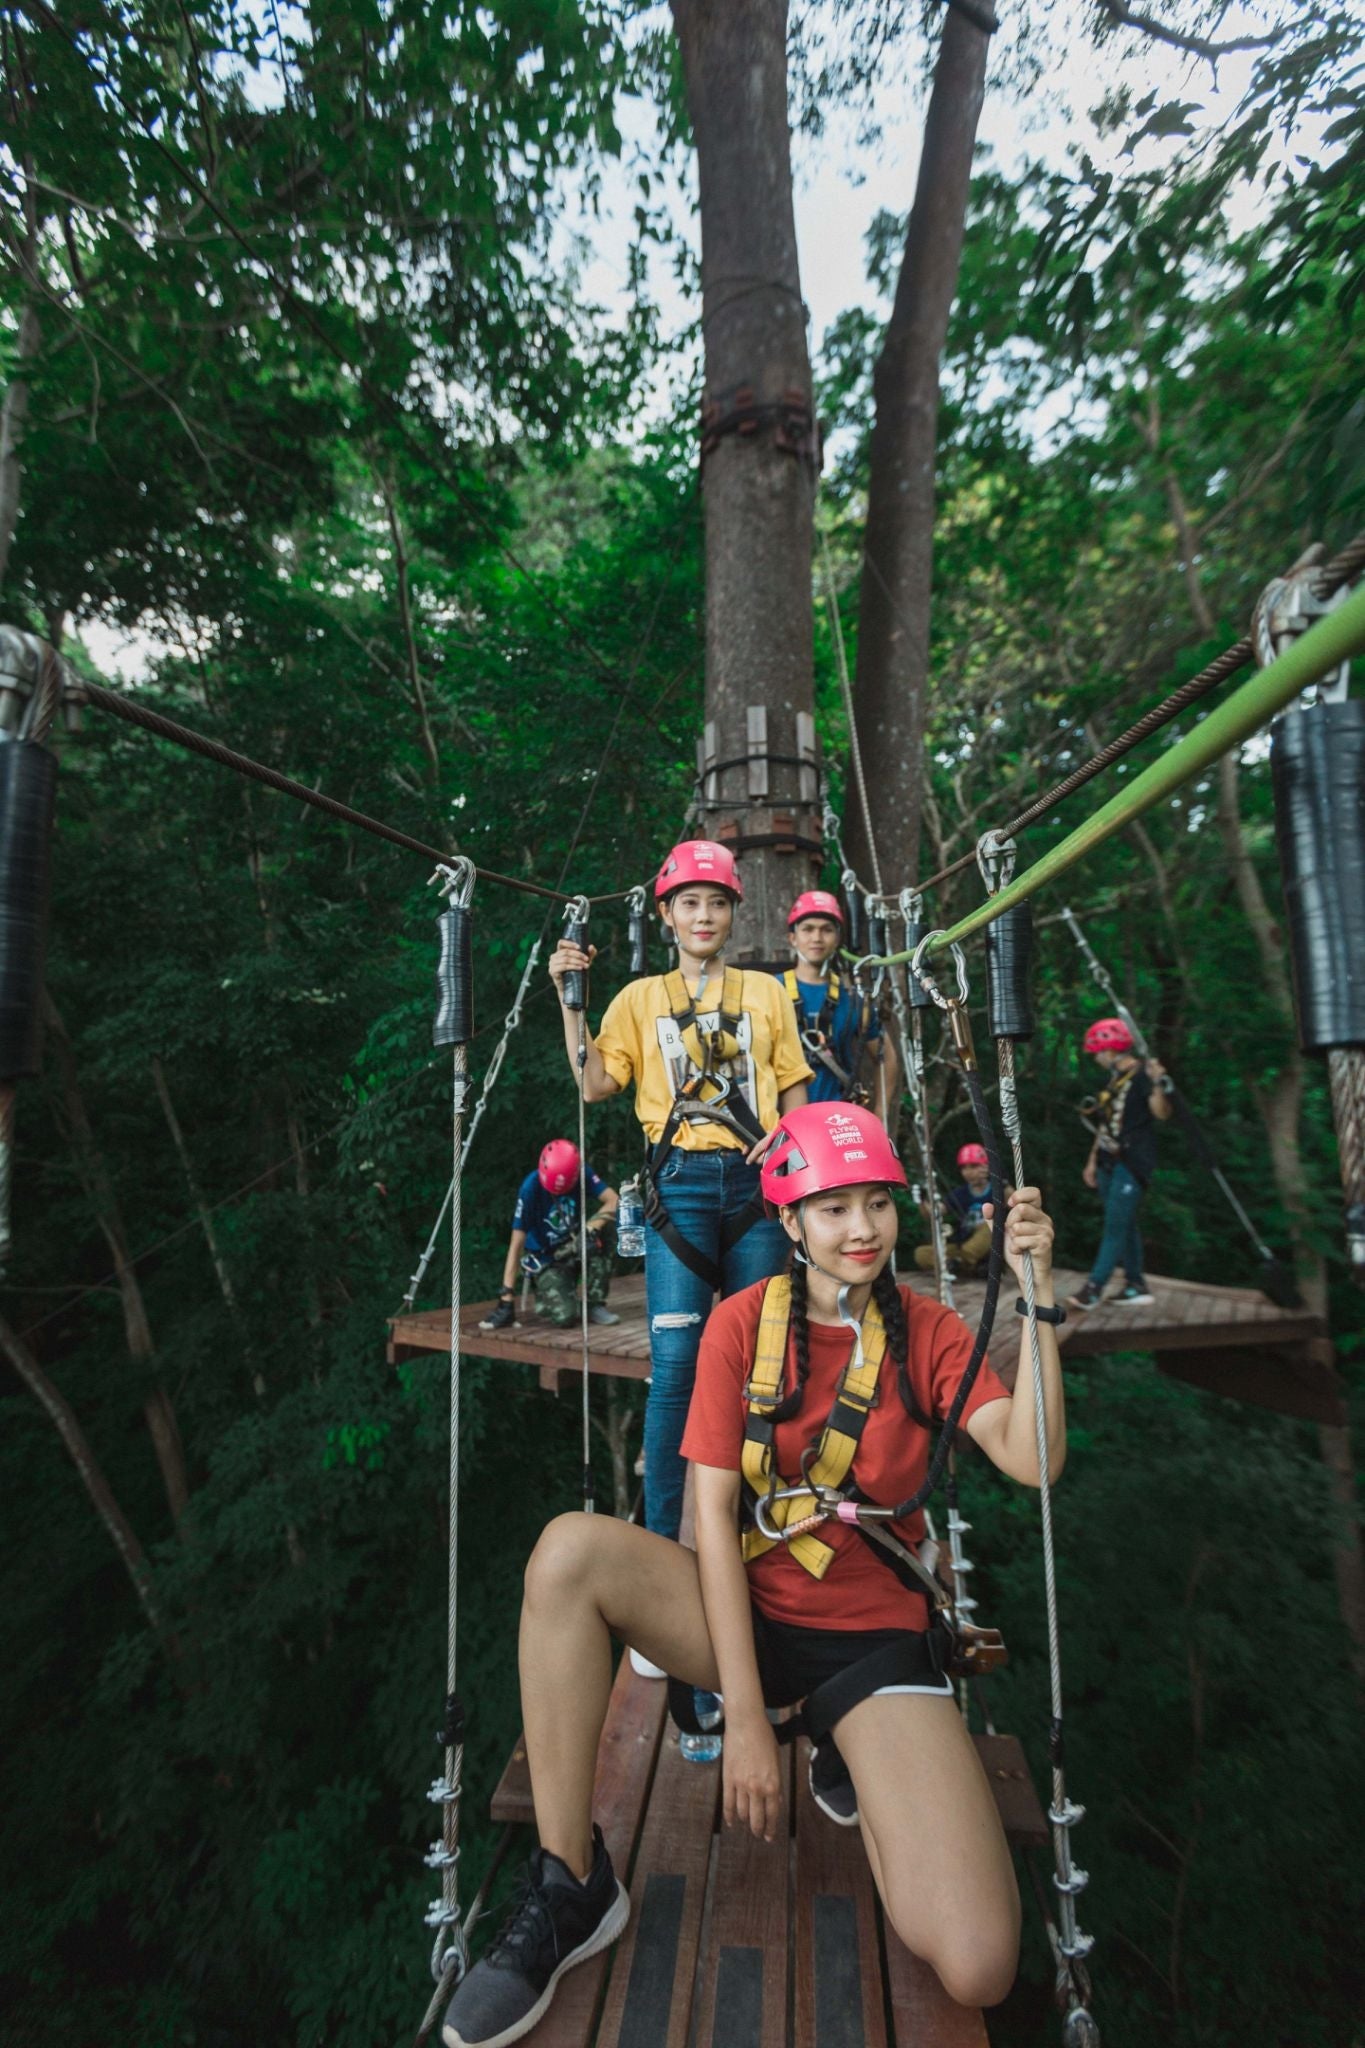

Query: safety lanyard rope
left=401, top=935, right=544, bottom=1313
left=979, top=841, right=1097, bottom=2042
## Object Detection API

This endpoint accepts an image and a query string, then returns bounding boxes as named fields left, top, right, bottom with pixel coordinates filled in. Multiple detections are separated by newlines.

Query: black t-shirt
left=1097, top=1066, right=1158, bottom=1185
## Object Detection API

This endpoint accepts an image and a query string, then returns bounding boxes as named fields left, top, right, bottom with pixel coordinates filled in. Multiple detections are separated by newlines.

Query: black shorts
left=749, top=1607, right=952, bottom=1710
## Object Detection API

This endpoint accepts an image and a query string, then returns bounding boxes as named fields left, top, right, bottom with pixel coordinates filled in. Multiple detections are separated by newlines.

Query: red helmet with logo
left=538, top=1139, right=581, bottom=1195
left=957, top=1143, right=988, bottom=1168
left=760, top=1102, right=908, bottom=1208
left=654, top=838, right=743, bottom=903
left=787, top=889, right=845, bottom=930
left=1083, top=1017, right=1134, bottom=1055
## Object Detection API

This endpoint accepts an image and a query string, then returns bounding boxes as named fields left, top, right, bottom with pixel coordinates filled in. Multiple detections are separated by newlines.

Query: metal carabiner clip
left=909, top=928, right=969, bottom=1010
left=752, top=1482, right=822, bottom=1544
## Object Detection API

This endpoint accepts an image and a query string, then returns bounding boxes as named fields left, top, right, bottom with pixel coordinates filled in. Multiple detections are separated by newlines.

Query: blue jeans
left=1090, top=1160, right=1146, bottom=1290
left=643, top=1148, right=788, bottom=1539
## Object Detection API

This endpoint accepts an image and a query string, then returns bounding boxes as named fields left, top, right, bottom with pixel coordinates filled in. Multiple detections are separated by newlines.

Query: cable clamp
left=1049, top=1798, right=1086, bottom=1830
left=975, top=830, right=1017, bottom=893
left=1254, top=557, right=1352, bottom=702
left=1053, top=1866, right=1090, bottom=1896
left=424, top=1842, right=461, bottom=1870
left=1057, top=1929, right=1096, bottom=1961
left=430, top=857, right=476, bottom=908
left=427, top=1777, right=461, bottom=1805
left=424, top=1899, right=464, bottom=1931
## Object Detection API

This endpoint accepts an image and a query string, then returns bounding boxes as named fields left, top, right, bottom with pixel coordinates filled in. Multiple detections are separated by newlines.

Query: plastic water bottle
left=616, top=1177, right=646, bottom=1259
left=679, top=1691, right=723, bottom=1764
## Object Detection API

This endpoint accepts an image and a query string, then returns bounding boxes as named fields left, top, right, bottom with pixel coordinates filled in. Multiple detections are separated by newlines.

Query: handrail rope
left=76, top=677, right=637, bottom=905
left=915, top=529, right=1365, bottom=896
left=422, top=860, right=477, bottom=2012
left=980, top=839, right=1097, bottom=2033
left=564, top=895, right=596, bottom=1516
left=857, top=574, right=1365, bottom=964
left=400, top=937, right=545, bottom=1312
left=1058, top=906, right=1282, bottom=1272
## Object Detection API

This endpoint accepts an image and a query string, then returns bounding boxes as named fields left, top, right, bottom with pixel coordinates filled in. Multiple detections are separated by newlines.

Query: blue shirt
left=945, top=1181, right=988, bottom=1243
left=777, top=971, right=881, bottom=1104
left=512, top=1166, right=607, bottom=1261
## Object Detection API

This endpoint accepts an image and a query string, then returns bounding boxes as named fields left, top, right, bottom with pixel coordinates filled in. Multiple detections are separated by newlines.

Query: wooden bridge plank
left=691, top=1746, right=793, bottom=2048
left=505, top=1659, right=668, bottom=2048
left=972, top=1734, right=1049, bottom=1849
left=793, top=1740, right=887, bottom=2048
left=595, top=1735, right=719, bottom=2048
left=886, top=1936, right=989, bottom=2048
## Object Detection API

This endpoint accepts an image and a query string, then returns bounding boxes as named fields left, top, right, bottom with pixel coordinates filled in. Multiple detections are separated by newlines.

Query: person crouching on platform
left=914, top=1141, right=994, bottom=1276
left=440, top=1103, right=1066, bottom=2048
left=478, top=1139, right=620, bottom=1332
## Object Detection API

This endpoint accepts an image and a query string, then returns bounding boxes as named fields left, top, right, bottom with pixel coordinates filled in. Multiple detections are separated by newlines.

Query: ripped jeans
left=643, top=1147, right=789, bottom=1539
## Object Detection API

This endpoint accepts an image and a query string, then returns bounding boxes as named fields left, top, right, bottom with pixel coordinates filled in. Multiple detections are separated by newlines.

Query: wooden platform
left=480, top=1654, right=1042, bottom=2047
left=389, top=1265, right=1342, bottom=1425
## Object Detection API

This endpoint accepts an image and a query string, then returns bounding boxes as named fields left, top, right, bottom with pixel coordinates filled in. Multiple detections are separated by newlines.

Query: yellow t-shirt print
left=595, top=972, right=812, bottom=1150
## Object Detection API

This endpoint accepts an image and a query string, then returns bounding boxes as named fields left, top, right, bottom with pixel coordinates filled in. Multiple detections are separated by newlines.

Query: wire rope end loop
left=562, top=893, right=591, bottom=928
left=431, top=858, right=476, bottom=908
left=976, top=831, right=1017, bottom=894
left=1060, top=1996, right=1101, bottom=2046
left=625, top=883, right=648, bottom=916
left=898, top=886, right=923, bottom=924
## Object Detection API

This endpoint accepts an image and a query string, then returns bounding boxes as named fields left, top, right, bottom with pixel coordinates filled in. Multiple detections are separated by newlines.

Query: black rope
left=79, top=681, right=634, bottom=905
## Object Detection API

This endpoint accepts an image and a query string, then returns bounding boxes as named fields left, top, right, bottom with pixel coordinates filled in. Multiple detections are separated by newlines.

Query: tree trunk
left=849, top=5, right=991, bottom=891
left=0, top=1312, right=162, bottom=1633
left=0, top=171, right=42, bottom=594
left=671, top=0, right=819, bottom=961
left=43, top=995, right=192, bottom=1526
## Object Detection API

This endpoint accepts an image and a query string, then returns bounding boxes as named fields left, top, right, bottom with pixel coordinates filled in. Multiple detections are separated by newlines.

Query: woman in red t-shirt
left=441, top=1104, right=1067, bottom=2048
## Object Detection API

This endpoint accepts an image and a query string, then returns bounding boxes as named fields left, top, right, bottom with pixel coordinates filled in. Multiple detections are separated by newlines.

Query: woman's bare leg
left=834, top=1694, right=1020, bottom=2009
left=519, top=1513, right=722, bottom=1877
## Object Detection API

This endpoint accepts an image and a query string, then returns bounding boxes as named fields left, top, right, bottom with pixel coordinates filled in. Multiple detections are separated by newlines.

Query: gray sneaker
left=442, top=1826, right=628, bottom=2047
left=809, top=1741, right=860, bottom=1827
left=588, top=1304, right=620, bottom=1326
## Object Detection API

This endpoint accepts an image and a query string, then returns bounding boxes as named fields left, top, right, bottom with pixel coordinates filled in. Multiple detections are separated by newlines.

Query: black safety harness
left=781, top=966, right=868, bottom=1101
left=639, top=966, right=769, bottom=1291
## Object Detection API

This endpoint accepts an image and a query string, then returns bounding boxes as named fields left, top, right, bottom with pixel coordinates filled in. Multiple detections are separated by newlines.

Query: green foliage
left=3, top=7, right=1364, bottom=2045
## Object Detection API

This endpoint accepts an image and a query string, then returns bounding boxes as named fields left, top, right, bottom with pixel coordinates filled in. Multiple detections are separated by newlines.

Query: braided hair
left=872, top=1263, right=931, bottom=1428
left=775, top=1234, right=931, bottom=1430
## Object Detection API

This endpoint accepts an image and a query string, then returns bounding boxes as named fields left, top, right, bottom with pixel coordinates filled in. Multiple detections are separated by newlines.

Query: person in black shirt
left=1069, top=1017, right=1171, bottom=1310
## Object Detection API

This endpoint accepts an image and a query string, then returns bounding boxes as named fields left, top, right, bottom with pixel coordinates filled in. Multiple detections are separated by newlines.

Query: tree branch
left=1097, top=1, right=1288, bottom=64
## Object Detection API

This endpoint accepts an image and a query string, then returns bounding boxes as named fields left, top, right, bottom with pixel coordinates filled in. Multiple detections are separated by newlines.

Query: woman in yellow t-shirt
left=549, top=839, right=810, bottom=1540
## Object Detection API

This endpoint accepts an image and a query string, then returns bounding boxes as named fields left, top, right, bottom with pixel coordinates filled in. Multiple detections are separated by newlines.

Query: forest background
left=1, top=2, right=1363, bottom=2044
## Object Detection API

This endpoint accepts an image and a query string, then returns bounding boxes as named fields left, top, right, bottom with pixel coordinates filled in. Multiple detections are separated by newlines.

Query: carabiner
left=909, top=928, right=969, bottom=1009
left=753, top=1481, right=821, bottom=1544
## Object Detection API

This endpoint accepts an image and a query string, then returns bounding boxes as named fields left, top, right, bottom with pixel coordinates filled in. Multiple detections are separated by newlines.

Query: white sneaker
left=628, top=1648, right=666, bottom=1680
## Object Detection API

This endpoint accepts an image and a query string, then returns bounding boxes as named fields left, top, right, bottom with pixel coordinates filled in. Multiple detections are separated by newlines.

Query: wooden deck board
left=887, top=1936, right=990, bottom=2048
left=390, top=1260, right=1332, bottom=1426
left=595, top=1737, right=719, bottom=2048
left=793, top=1738, right=888, bottom=2048
left=691, top=1747, right=793, bottom=2048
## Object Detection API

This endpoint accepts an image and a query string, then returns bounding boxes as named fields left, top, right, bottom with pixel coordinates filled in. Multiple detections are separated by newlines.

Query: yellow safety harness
left=739, top=1274, right=886, bottom=1579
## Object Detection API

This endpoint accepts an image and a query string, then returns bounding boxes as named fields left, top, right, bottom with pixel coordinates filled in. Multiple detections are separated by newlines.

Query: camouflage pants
left=532, top=1238, right=613, bottom=1326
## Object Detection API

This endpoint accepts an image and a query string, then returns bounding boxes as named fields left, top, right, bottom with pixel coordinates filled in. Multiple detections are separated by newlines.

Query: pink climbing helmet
left=760, top=1102, right=907, bottom=1208
left=654, top=838, right=743, bottom=903
left=1083, top=1017, right=1134, bottom=1055
left=538, top=1139, right=581, bottom=1195
left=787, top=889, right=844, bottom=929
left=957, top=1142, right=988, bottom=1168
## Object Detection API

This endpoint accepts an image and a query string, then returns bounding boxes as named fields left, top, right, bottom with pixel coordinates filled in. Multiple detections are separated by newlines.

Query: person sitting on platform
left=479, top=1139, right=619, bottom=1333
left=440, top=1103, right=1067, bottom=2048
left=777, top=890, right=899, bottom=1111
left=913, top=1141, right=994, bottom=1275
left=1069, top=1016, right=1171, bottom=1311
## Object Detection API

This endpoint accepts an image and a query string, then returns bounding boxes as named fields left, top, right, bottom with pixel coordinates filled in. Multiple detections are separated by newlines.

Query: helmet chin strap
left=794, top=1208, right=865, bottom=1371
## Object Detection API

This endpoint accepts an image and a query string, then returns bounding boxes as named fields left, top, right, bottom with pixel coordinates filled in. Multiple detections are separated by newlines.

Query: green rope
left=874, top=578, right=1365, bottom=962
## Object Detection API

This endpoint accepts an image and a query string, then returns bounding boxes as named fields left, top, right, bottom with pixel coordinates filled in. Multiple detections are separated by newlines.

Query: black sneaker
left=478, top=1296, right=516, bottom=1332
left=1113, top=1283, right=1155, bottom=1306
left=1068, top=1282, right=1102, bottom=1311
left=442, top=1826, right=628, bottom=2048
left=808, top=1741, right=859, bottom=1827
